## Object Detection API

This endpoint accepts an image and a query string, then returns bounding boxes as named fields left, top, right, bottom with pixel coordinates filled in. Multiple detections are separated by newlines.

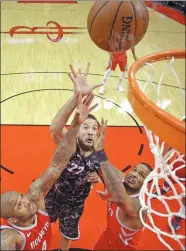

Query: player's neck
left=14, top=215, right=36, bottom=228
left=79, top=148, right=93, bottom=157
left=125, top=187, right=140, bottom=196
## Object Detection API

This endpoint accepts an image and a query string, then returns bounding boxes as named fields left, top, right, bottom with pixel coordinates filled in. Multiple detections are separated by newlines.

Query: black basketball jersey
left=45, top=150, right=100, bottom=205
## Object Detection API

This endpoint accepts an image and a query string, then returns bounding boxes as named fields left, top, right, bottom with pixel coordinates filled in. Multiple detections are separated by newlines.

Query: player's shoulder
left=1, top=228, right=23, bottom=247
left=1, top=227, right=17, bottom=235
left=72, top=150, right=81, bottom=160
left=84, top=151, right=101, bottom=168
left=37, top=208, right=50, bottom=219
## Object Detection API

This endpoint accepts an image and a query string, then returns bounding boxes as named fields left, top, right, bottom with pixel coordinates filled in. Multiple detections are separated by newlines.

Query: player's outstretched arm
left=50, top=93, right=78, bottom=145
left=50, top=62, right=101, bottom=145
left=94, top=119, right=138, bottom=217
left=98, top=160, right=139, bottom=217
left=95, top=118, right=125, bottom=183
left=27, top=93, right=98, bottom=211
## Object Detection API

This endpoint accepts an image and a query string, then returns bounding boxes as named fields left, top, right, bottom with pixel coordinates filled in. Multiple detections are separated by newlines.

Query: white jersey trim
left=8, top=215, right=37, bottom=231
left=116, top=207, right=139, bottom=232
left=0, top=225, right=26, bottom=250
left=38, top=209, right=49, bottom=217
left=120, top=225, right=137, bottom=237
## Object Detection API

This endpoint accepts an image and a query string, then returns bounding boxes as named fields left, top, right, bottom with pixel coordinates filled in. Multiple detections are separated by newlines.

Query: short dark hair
left=87, top=114, right=100, bottom=128
left=140, top=162, right=153, bottom=172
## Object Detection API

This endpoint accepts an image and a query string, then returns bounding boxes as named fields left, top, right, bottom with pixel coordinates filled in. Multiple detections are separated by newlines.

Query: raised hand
left=96, top=188, right=111, bottom=201
left=94, top=118, right=108, bottom=151
left=68, top=61, right=103, bottom=96
left=72, top=93, right=98, bottom=126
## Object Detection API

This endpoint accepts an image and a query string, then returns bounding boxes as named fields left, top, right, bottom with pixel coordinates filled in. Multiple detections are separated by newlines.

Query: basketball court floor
left=1, top=1, right=185, bottom=250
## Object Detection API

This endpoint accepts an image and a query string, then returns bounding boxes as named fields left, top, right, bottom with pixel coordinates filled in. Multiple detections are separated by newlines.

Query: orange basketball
left=87, top=0, right=149, bottom=52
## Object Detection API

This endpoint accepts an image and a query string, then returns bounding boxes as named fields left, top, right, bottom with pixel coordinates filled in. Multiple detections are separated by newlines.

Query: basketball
left=87, top=0, right=149, bottom=52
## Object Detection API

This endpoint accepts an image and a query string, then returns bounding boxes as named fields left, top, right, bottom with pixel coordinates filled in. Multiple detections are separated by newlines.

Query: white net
left=130, top=52, right=185, bottom=250
left=139, top=127, right=185, bottom=251
left=135, top=55, right=185, bottom=120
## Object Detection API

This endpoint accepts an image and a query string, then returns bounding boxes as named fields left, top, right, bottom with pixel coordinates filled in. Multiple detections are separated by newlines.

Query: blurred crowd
left=155, top=1, right=186, bottom=14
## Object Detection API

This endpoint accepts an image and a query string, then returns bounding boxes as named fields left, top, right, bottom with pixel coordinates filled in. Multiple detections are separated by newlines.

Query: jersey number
left=42, top=240, right=47, bottom=250
left=68, top=162, right=84, bottom=174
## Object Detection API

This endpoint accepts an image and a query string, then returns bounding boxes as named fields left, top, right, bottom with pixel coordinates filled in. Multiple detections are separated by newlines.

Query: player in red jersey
left=0, top=89, right=97, bottom=250
left=92, top=119, right=153, bottom=250
left=153, top=117, right=186, bottom=231
left=99, top=47, right=137, bottom=95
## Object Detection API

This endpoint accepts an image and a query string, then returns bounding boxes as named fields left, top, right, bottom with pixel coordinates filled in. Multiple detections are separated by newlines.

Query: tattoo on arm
left=0, top=229, right=17, bottom=250
left=28, top=125, right=79, bottom=200
left=98, top=165, right=125, bottom=186
left=28, top=165, right=62, bottom=200
left=100, top=161, right=138, bottom=216
left=50, top=95, right=78, bottom=138
left=100, top=161, right=124, bottom=196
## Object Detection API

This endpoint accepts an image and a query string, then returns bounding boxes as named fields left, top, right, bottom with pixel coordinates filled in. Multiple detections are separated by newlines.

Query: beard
left=77, top=137, right=94, bottom=152
left=123, top=180, right=139, bottom=193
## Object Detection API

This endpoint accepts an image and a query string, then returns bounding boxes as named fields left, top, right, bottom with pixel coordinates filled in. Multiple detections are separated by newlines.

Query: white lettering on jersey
left=42, top=240, right=47, bottom=250
left=86, top=160, right=92, bottom=167
left=67, top=162, right=85, bottom=174
left=108, top=201, right=114, bottom=217
left=30, top=221, right=49, bottom=249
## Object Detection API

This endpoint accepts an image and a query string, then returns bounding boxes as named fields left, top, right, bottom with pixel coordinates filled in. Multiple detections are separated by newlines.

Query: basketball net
left=128, top=50, right=185, bottom=250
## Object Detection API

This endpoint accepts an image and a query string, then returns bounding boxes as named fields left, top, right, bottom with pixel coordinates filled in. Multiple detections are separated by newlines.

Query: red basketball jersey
left=105, top=194, right=144, bottom=250
left=0, top=209, right=52, bottom=250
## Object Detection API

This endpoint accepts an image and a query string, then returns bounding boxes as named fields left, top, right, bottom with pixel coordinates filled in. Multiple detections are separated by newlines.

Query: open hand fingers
left=104, top=119, right=108, bottom=128
left=69, top=64, right=77, bottom=78
left=88, top=103, right=99, bottom=113
left=101, top=118, right=108, bottom=129
left=84, top=62, right=90, bottom=76
left=96, top=190, right=109, bottom=200
left=68, top=72, right=76, bottom=84
left=100, top=118, right=108, bottom=136
left=83, top=92, right=94, bottom=106
left=103, top=119, right=108, bottom=133
left=101, top=118, right=104, bottom=127
left=77, top=60, right=82, bottom=75
left=91, top=83, right=103, bottom=91
left=96, top=190, right=106, bottom=195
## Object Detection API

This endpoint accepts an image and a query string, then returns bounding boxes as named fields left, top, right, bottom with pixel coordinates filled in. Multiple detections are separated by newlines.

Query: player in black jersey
left=45, top=62, right=103, bottom=250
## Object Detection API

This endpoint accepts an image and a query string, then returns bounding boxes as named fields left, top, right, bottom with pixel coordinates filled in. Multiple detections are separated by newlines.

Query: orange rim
left=128, top=50, right=186, bottom=154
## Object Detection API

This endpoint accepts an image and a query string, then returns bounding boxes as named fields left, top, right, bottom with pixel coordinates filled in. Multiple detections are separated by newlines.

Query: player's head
left=124, top=162, right=152, bottom=192
left=1, top=191, right=38, bottom=224
left=77, top=114, right=100, bottom=152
